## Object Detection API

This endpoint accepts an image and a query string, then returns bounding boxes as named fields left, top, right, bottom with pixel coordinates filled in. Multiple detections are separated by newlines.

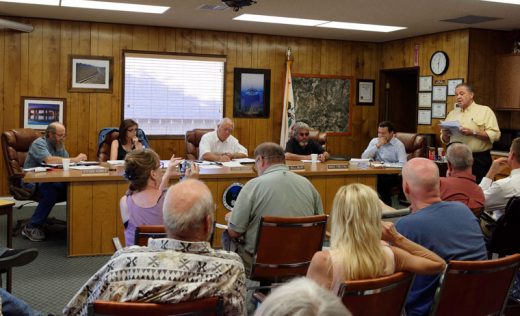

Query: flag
left=280, top=59, right=295, bottom=147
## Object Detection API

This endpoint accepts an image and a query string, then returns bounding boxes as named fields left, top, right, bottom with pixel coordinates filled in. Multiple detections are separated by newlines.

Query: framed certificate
left=432, top=85, right=447, bottom=102
left=418, top=92, right=432, bottom=108
left=418, top=109, right=432, bottom=125
left=432, top=102, right=446, bottom=118
left=448, top=78, right=464, bottom=96
left=356, top=79, right=375, bottom=105
left=419, top=76, right=433, bottom=91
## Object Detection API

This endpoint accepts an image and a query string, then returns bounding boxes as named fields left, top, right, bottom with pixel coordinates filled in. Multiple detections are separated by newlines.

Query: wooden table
left=0, top=199, right=14, bottom=292
left=24, top=162, right=401, bottom=256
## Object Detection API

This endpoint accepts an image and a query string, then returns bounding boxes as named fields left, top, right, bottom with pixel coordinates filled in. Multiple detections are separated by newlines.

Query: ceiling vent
left=441, top=15, right=501, bottom=24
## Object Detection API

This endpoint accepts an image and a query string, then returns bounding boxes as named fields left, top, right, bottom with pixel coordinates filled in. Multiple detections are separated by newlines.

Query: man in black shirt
left=285, top=122, right=329, bottom=162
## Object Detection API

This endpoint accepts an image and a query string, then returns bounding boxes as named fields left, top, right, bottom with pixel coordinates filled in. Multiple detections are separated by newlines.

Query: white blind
left=123, top=52, right=226, bottom=136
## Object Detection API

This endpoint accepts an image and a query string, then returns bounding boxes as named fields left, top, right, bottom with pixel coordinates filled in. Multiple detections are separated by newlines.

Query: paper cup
left=311, top=154, right=318, bottom=162
left=62, top=158, right=71, bottom=171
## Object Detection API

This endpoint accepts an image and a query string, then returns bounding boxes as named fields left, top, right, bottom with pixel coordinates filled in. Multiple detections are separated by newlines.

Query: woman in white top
left=307, top=183, right=445, bottom=293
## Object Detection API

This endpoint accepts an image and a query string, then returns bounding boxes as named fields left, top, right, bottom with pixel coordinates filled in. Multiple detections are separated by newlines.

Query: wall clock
left=430, top=51, right=449, bottom=76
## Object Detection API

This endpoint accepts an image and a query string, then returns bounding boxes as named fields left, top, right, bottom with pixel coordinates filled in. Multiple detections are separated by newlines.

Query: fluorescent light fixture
left=61, top=0, right=170, bottom=14
left=234, top=14, right=327, bottom=26
left=318, top=21, right=406, bottom=33
left=0, top=0, right=59, bottom=5
left=482, top=0, right=520, bottom=4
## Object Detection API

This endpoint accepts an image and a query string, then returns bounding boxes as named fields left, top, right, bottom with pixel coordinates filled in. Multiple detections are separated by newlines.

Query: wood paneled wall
left=0, top=17, right=381, bottom=195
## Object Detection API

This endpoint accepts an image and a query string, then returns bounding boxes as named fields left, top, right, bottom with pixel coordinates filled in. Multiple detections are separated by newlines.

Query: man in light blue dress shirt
left=362, top=121, right=407, bottom=205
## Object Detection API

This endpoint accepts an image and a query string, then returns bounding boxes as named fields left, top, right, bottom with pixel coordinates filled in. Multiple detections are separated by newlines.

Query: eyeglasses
left=299, top=132, right=309, bottom=137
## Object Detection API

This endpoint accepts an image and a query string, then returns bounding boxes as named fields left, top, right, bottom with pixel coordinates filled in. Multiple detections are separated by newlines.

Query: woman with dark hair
left=110, top=119, right=144, bottom=160
left=120, top=149, right=199, bottom=246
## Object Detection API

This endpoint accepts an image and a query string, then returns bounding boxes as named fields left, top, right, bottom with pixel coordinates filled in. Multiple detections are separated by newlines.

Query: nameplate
left=327, top=164, right=349, bottom=170
left=288, top=165, right=305, bottom=171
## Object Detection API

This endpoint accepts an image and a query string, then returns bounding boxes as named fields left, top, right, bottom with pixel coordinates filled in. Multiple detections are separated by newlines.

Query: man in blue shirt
left=362, top=121, right=407, bottom=205
left=395, top=158, right=487, bottom=316
left=22, top=122, right=87, bottom=242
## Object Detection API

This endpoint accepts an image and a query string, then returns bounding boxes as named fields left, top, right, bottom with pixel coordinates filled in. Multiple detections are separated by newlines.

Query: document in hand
left=439, top=120, right=461, bottom=136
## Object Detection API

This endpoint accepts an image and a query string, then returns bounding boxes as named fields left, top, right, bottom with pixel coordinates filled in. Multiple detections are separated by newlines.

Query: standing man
left=284, top=122, right=330, bottom=162
left=225, top=142, right=323, bottom=274
left=22, top=122, right=87, bottom=241
left=441, top=83, right=500, bottom=183
left=396, top=158, right=487, bottom=316
left=198, top=117, right=248, bottom=162
left=362, top=120, right=407, bottom=205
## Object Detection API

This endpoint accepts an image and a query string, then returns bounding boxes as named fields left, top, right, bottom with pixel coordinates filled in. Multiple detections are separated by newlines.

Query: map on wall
left=292, top=74, right=352, bottom=134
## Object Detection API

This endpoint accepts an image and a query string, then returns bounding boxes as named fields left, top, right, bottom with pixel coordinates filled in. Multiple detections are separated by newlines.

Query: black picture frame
left=233, top=68, right=271, bottom=118
left=356, top=79, right=375, bottom=105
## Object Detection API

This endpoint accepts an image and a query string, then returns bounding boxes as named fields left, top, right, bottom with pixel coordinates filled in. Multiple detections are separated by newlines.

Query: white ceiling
left=0, top=0, right=519, bottom=42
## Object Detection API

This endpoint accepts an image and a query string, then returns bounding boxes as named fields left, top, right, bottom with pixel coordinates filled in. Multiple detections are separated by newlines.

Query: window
left=123, top=52, right=226, bottom=136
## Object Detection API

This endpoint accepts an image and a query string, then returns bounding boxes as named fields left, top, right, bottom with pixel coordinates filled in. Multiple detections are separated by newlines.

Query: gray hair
left=292, top=122, right=311, bottom=137
left=254, top=278, right=352, bottom=316
left=163, top=179, right=214, bottom=237
left=253, top=142, right=285, bottom=164
left=446, top=143, right=473, bottom=170
left=455, top=83, right=474, bottom=93
left=45, top=122, right=63, bottom=137
left=218, top=117, right=234, bottom=127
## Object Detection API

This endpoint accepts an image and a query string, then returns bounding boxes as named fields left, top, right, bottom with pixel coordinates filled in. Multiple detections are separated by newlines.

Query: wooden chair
left=430, top=253, right=520, bottom=316
left=338, top=271, right=414, bottom=316
left=87, top=296, right=224, bottom=316
left=134, top=225, right=166, bottom=246
left=250, top=215, right=327, bottom=283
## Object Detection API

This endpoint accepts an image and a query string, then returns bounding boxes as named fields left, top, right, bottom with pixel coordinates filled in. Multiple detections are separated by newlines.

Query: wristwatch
left=472, top=130, right=477, bottom=136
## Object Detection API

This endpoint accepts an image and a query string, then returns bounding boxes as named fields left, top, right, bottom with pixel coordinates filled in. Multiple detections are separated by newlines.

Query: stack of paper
left=439, top=120, right=461, bottom=136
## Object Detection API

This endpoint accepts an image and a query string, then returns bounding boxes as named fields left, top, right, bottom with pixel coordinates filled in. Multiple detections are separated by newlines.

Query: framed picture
left=432, top=102, right=447, bottom=118
left=68, top=55, right=113, bottom=92
left=21, top=97, right=66, bottom=130
left=419, top=76, right=433, bottom=92
left=448, top=78, right=464, bottom=96
left=233, top=68, right=271, bottom=118
left=356, top=79, right=375, bottom=105
left=418, top=109, right=432, bottom=125
left=418, top=92, right=432, bottom=108
left=432, top=85, right=447, bottom=102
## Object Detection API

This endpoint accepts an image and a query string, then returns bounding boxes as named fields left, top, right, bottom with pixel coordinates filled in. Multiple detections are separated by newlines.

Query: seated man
left=198, top=117, right=248, bottom=162
left=22, top=122, right=87, bottom=241
left=225, top=142, right=324, bottom=274
left=284, top=122, right=329, bottom=162
left=361, top=120, right=407, bottom=205
left=440, top=143, right=484, bottom=216
left=63, top=179, right=246, bottom=316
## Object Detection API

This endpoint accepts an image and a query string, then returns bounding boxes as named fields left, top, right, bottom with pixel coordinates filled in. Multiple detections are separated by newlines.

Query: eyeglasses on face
left=299, top=132, right=309, bottom=137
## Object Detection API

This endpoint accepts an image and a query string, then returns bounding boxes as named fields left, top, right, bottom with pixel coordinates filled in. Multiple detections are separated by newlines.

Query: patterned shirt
left=63, top=238, right=246, bottom=316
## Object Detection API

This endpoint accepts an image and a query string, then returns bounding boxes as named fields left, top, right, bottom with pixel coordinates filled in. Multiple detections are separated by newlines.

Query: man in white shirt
left=198, top=117, right=248, bottom=162
left=479, top=137, right=520, bottom=220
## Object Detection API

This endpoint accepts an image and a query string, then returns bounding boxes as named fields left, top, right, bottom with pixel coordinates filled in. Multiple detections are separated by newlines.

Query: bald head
left=402, top=158, right=440, bottom=196
left=46, top=122, right=65, bottom=137
left=163, top=179, right=214, bottom=241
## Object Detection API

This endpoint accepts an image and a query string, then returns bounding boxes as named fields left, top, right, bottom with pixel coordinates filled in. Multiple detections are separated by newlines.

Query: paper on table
left=221, top=161, right=243, bottom=168
left=107, top=160, right=125, bottom=165
left=439, top=120, right=461, bottom=136
left=198, top=165, right=222, bottom=169
left=233, top=158, right=256, bottom=164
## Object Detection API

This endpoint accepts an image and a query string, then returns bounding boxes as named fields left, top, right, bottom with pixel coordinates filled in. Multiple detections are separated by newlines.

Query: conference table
left=24, top=161, right=401, bottom=257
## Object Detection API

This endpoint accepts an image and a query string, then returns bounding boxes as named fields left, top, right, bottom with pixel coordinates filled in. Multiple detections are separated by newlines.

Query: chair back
left=430, top=253, right=520, bottom=316
left=87, top=296, right=224, bottom=316
left=250, top=214, right=327, bottom=282
left=97, top=127, right=151, bottom=162
left=308, top=130, right=327, bottom=151
left=134, top=225, right=166, bottom=246
left=185, top=129, right=213, bottom=160
left=1, top=128, right=43, bottom=200
left=488, top=196, right=520, bottom=257
left=338, top=272, right=414, bottom=316
left=394, top=132, right=427, bottom=160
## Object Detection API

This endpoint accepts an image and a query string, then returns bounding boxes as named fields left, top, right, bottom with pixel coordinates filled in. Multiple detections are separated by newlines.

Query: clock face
left=430, top=51, right=449, bottom=75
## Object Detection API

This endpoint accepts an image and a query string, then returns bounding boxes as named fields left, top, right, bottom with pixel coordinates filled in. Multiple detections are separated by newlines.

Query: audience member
left=120, top=149, right=199, bottom=246
left=22, top=122, right=88, bottom=241
left=199, top=117, right=247, bottom=162
left=64, top=179, right=246, bottom=316
left=224, top=142, right=323, bottom=274
left=0, top=288, right=45, bottom=316
left=395, top=158, right=487, bottom=316
left=254, top=277, right=352, bottom=316
left=361, top=120, right=407, bottom=205
left=284, top=122, right=330, bottom=162
left=441, top=83, right=500, bottom=182
left=439, top=143, right=484, bottom=216
left=109, top=119, right=143, bottom=160
left=306, top=183, right=445, bottom=293
left=0, top=246, right=38, bottom=268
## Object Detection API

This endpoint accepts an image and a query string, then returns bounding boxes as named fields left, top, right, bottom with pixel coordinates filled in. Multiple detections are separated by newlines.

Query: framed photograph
left=448, top=78, right=464, bottom=96
left=432, top=85, right=447, bottom=102
left=68, top=55, right=113, bottom=92
left=356, top=79, right=375, bottom=105
left=21, top=97, right=66, bottom=130
left=419, top=75, right=433, bottom=92
left=432, top=102, right=447, bottom=118
left=418, top=109, right=432, bottom=125
left=418, top=92, right=432, bottom=108
left=233, top=68, right=271, bottom=118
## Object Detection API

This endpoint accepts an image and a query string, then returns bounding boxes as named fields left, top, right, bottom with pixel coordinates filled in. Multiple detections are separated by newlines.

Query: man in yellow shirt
left=441, top=83, right=500, bottom=182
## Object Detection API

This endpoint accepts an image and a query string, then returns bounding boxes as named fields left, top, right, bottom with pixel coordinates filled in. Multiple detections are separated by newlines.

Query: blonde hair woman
left=307, top=183, right=445, bottom=292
